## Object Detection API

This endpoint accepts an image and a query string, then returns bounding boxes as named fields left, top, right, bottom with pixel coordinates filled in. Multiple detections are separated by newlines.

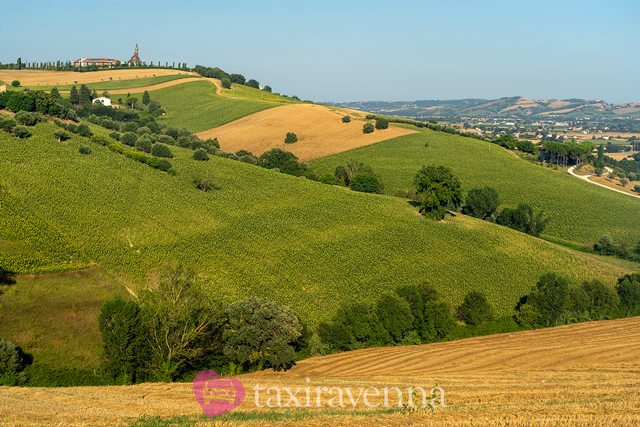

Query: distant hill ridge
left=329, top=97, right=640, bottom=120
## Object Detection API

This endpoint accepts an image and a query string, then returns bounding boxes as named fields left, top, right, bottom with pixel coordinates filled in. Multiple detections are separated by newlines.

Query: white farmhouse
left=92, top=97, right=112, bottom=106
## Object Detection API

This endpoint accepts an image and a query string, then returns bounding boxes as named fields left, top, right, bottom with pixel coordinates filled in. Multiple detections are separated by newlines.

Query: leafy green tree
left=594, top=234, right=615, bottom=255
left=12, top=125, right=30, bottom=139
left=98, top=296, right=149, bottom=384
left=595, top=144, right=605, bottom=168
left=0, top=338, right=23, bottom=375
left=78, top=144, right=91, bottom=154
left=528, top=273, right=569, bottom=326
left=223, top=296, right=302, bottom=371
left=15, top=111, right=35, bottom=126
left=151, top=143, right=174, bottom=158
left=246, top=79, right=260, bottom=89
left=229, top=73, right=245, bottom=85
left=413, top=165, right=463, bottom=220
left=375, top=292, right=414, bottom=343
left=79, top=84, right=92, bottom=105
left=10, top=80, right=20, bottom=87
left=463, top=187, right=500, bottom=219
left=318, top=173, right=337, bottom=185
left=258, top=148, right=302, bottom=176
left=120, top=132, right=138, bottom=146
left=284, top=132, right=298, bottom=144
left=495, top=204, right=547, bottom=237
left=422, top=300, right=456, bottom=341
left=53, top=130, right=70, bottom=142
left=192, top=174, right=219, bottom=191
left=616, top=274, right=640, bottom=312
left=263, top=85, right=272, bottom=93
left=620, top=178, right=629, bottom=187
left=139, top=266, right=225, bottom=382
left=221, top=78, right=231, bottom=89
left=581, top=280, right=619, bottom=312
left=50, top=87, right=61, bottom=100
left=77, top=123, right=91, bottom=137
left=375, top=117, right=389, bottom=130
left=342, top=115, right=351, bottom=123
left=192, top=148, right=209, bottom=161
left=363, top=123, right=374, bottom=134
left=350, top=173, right=381, bottom=193
left=317, top=321, right=353, bottom=352
left=460, top=291, right=494, bottom=325
left=142, top=90, right=151, bottom=105
left=395, top=285, right=424, bottom=331
left=125, top=97, right=138, bottom=109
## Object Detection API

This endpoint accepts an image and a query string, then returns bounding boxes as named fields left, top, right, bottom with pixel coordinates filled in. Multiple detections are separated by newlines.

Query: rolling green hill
left=309, top=127, right=640, bottom=248
left=0, top=123, right=634, bottom=329
left=128, top=80, right=280, bottom=132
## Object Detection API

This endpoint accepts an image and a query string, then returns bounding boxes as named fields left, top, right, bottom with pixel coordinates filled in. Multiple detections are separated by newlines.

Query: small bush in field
left=192, top=148, right=209, bottom=161
left=284, top=132, right=298, bottom=144
left=363, top=123, right=374, bottom=134
left=78, top=144, right=91, bottom=155
left=342, top=115, right=351, bottom=123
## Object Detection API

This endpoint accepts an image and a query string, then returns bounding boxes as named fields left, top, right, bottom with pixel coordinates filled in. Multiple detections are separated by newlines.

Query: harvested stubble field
left=1, top=317, right=638, bottom=426
left=0, top=69, right=197, bottom=87
left=196, top=103, right=417, bottom=161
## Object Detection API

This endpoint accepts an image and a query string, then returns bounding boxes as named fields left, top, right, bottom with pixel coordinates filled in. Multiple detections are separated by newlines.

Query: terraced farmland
left=309, top=127, right=640, bottom=247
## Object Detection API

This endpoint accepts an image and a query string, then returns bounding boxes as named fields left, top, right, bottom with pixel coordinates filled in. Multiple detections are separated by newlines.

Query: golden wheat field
left=0, top=69, right=198, bottom=87
left=196, top=103, right=417, bottom=161
left=1, top=317, right=639, bottom=426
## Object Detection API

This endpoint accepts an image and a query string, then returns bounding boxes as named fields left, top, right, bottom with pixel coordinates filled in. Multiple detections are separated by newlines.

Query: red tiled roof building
left=128, top=43, right=144, bottom=66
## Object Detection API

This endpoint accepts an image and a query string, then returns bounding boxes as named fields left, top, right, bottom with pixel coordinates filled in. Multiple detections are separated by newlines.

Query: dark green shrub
left=120, top=132, right=138, bottom=146
left=77, top=123, right=92, bottom=137
left=581, top=280, right=619, bottom=311
left=136, top=126, right=151, bottom=136
left=192, top=174, right=220, bottom=191
left=151, top=143, right=173, bottom=158
left=54, top=130, right=70, bottom=142
left=238, top=155, right=257, bottom=165
left=332, top=300, right=386, bottom=347
left=191, top=139, right=204, bottom=150
left=98, top=297, right=149, bottom=384
left=527, top=273, right=569, bottom=326
left=617, top=274, right=640, bottom=311
left=567, top=286, right=590, bottom=312
left=460, top=291, right=494, bottom=325
left=157, top=134, right=174, bottom=145
left=32, top=112, right=47, bottom=124
left=342, top=115, right=351, bottom=123
left=156, top=159, right=172, bottom=172
left=414, top=165, right=463, bottom=220
left=12, top=125, right=30, bottom=138
left=350, top=173, right=381, bottom=193
left=365, top=114, right=376, bottom=120
left=375, top=292, right=413, bottom=343
left=284, top=132, right=298, bottom=144
left=463, top=187, right=500, bottom=220
left=363, top=123, right=374, bottom=134
left=258, top=148, right=303, bottom=176
left=109, top=131, right=120, bottom=141
left=223, top=296, right=302, bottom=371
left=395, top=285, right=424, bottom=331
left=177, top=136, right=191, bottom=149
left=317, top=322, right=353, bottom=352
left=418, top=282, right=440, bottom=304
left=0, top=117, right=17, bottom=132
left=135, top=138, right=153, bottom=153
left=221, top=77, right=231, bottom=89
left=514, top=303, right=541, bottom=329
left=78, top=144, right=91, bottom=155
left=422, top=300, right=456, bottom=341
left=120, top=121, right=138, bottom=133
left=192, top=148, right=209, bottom=161
left=11, top=80, right=20, bottom=87
left=0, top=338, right=24, bottom=376
left=15, top=111, right=35, bottom=126
left=318, top=173, right=337, bottom=185
left=495, top=204, right=547, bottom=237
left=66, top=123, right=78, bottom=133
left=87, top=114, right=100, bottom=124
left=205, top=138, right=220, bottom=149
left=375, top=117, right=389, bottom=130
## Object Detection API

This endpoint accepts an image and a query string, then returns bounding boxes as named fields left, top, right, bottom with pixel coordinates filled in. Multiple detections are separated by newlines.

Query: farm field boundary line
left=568, top=166, right=638, bottom=198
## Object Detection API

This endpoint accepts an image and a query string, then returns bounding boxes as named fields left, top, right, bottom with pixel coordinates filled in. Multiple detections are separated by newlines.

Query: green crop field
left=128, top=81, right=279, bottom=132
left=309, top=126, right=640, bottom=248
left=221, top=83, right=297, bottom=103
left=0, top=123, right=635, bottom=331
left=16, top=74, right=198, bottom=92
left=0, top=186, right=88, bottom=274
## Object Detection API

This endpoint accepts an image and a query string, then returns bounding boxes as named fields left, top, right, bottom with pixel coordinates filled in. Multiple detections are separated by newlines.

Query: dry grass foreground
left=196, top=103, right=418, bottom=161
left=0, top=69, right=198, bottom=87
left=2, top=317, right=639, bottom=426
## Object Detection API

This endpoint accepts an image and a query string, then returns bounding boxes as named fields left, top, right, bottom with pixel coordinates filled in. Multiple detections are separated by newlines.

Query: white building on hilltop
left=92, top=97, right=112, bottom=106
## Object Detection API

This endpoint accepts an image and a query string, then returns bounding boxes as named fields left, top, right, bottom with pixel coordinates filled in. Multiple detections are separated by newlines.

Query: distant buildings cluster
left=73, top=44, right=145, bottom=68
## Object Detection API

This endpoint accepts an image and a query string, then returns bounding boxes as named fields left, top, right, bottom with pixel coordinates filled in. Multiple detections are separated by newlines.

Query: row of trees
left=193, top=65, right=265, bottom=91
left=0, top=57, right=190, bottom=72
left=98, top=266, right=303, bottom=384
left=540, top=140, right=596, bottom=166
left=413, top=165, right=548, bottom=237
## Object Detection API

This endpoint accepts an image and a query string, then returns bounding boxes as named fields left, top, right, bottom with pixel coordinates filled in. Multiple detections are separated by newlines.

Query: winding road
left=567, top=165, right=637, bottom=198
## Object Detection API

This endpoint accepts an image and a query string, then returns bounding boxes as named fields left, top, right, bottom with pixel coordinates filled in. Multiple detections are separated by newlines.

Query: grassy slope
left=128, top=81, right=279, bottom=132
left=221, top=83, right=296, bottom=103
left=0, top=124, right=634, bottom=329
left=0, top=187, right=88, bottom=274
left=0, top=268, right=127, bottom=368
left=308, top=126, right=640, bottom=247
left=21, top=74, right=197, bottom=92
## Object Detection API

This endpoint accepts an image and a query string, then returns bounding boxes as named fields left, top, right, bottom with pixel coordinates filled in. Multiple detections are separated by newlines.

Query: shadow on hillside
left=407, top=201, right=421, bottom=208
left=0, top=267, right=17, bottom=295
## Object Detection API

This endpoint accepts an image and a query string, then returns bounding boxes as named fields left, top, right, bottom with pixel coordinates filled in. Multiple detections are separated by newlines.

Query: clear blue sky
left=1, top=0, right=638, bottom=103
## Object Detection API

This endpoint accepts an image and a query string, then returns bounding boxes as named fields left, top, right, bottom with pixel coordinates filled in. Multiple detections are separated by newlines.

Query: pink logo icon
left=193, top=370, right=245, bottom=417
